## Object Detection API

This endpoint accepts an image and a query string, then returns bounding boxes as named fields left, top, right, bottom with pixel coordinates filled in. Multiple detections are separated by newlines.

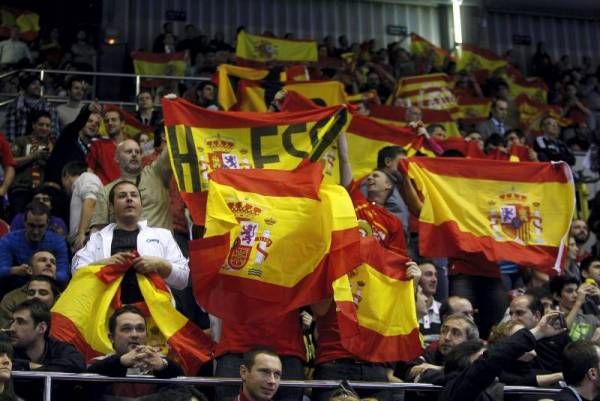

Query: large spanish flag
left=162, top=97, right=350, bottom=224
left=51, top=261, right=215, bottom=375
left=0, top=7, right=39, bottom=41
left=236, top=31, right=318, bottom=64
left=456, top=44, right=508, bottom=76
left=189, top=162, right=361, bottom=323
left=131, top=51, right=186, bottom=77
left=410, top=33, right=450, bottom=71
left=333, top=237, right=422, bottom=362
left=401, top=158, right=575, bottom=274
left=391, top=73, right=460, bottom=118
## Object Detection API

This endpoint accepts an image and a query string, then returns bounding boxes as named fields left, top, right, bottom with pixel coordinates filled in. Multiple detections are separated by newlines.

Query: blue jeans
left=215, top=353, right=304, bottom=401
left=313, top=360, right=390, bottom=401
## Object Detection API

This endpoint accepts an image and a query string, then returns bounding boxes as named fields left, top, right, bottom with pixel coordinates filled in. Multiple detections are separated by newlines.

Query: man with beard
left=571, top=219, right=597, bottom=261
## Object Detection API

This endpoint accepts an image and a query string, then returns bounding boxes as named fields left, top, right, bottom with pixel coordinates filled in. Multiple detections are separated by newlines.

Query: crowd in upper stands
left=1, top=13, right=600, bottom=401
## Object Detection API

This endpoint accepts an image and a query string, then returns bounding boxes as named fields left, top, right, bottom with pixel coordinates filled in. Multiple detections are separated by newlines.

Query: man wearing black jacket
left=554, top=340, right=600, bottom=401
left=45, top=101, right=101, bottom=184
left=439, top=312, right=565, bottom=401
left=87, top=305, right=191, bottom=401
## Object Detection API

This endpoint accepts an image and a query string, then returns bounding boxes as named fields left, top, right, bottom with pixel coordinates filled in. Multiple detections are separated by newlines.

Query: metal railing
left=0, top=68, right=210, bottom=109
left=11, top=371, right=562, bottom=401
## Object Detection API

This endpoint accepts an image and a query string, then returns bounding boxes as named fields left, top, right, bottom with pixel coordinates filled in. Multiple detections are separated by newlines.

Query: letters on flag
left=236, top=31, right=318, bottom=64
left=51, top=261, right=214, bottom=375
left=162, top=97, right=350, bottom=224
left=401, top=157, right=575, bottom=274
left=390, top=73, right=460, bottom=117
left=189, top=162, right=361, bottom=323
left=333, top=237, right=422, bottom=362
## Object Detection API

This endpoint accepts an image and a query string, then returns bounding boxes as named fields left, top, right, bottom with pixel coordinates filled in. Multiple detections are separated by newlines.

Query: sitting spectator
left=0, top=250, right=58, bottom=328
left=61, top=161, right=102, bottom=251
left=44, top=101, right=102, bottom=185
left=90, top=139, right=173, bottom=231
left=533, top=115, right=575, bottom=165
left=87, top=305, right=190, bottom=401
left=235, top=347, right=282, bottom=401
left=87, top=109, right=125, bottom=185
left=135, top=90, right=162, bottom=128
left=8, top=110, right=54, bottom=218
left=439, top=313, right=564, bottom=401
left=56, top=77, right=86, bottom=128
left=8, top=300, right=85, bottom=400
left=0, top=26, right=32, bottom=69
left=550, top=275, right=600, bottom=341
left=73, top=181, right=188, bottom=302
left=418, top=260, right=442, bottom=345
left=0, top=202, right=69, bottom=292
left=439, top=296, right=475, bottom=322
left=555, top=340, right=600, bottom=401
left=10, top=187, right=67, bottom=236
left=5, top=74, right=60, bottom=141
left=427, top=123, right=448, bottom=142
left=0, top=341, right=19, bottom=401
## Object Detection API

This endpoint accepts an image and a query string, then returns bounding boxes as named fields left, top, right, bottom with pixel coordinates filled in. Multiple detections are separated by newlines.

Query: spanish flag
left=217, top=64, right=270, bottom=111
left=238, top=80, right=348, bottom=112
left=0, top=7, right=39, bottom=41
left=98, top=104, right=154, bottom=139
left=162, top=97, right=350, bottom=224
left=410, top=33, right=450, bottom=71
left=51, top=261, right=215, bottom=375
left=369, top=104, right=461, bottom=138
left=457, top=97, right=492, bottom=125
left=456, top=44, right=508, bottom=76
left=333, top=237, right=422, bottom=362
left=189, top=162, right=361, bottom=323
left=236, top=31, right=318, bottom=64
left=391, top=74, right=460, bottom=118
left=515, top=94, right=572, bottom=130
left=131, top=51, right=186, bottom=77
left=401, top=158, right=575, bottom=274
left=504, top=66, right=548, bottom=103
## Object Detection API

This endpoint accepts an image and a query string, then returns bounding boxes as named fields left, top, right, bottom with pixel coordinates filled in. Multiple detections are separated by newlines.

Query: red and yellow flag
left=131, top=51, right=186, bottom=77
left=410, top=33, right=450, bottom=71
left=217, top=64, right=270, bottom=110
left=438, top=137, right=486, bottom=159
left=333, top=237, right=422, bottom=362
left=504, top=66, right=548, bottom=103
left=401, top=158, right=575, bottom=274
left=0, top=7, right=39, bottom=41
left=456, top=44, right=508, bottom=76
left=515, top=94, right=572, bottom=131
left=189, top=162, right=361, bottom=323
left=162, top=97, right=350, bottom=224
left=391, top=73, right=460, bottom=118
left=236, top=31, right=318, bottom=64
left=457, top=97, right=492, bottom=125
left=51, top=261, right=214, bottom=375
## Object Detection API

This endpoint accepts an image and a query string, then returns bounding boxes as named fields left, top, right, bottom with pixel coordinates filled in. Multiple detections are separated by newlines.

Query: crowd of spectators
left=0, top=15, right=600, bottom=401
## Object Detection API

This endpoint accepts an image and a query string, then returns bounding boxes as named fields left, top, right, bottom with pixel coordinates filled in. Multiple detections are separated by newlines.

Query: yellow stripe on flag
left=236, top=31, right=318, bottom=63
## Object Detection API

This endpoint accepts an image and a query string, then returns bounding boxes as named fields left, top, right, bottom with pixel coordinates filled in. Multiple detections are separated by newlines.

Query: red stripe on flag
left=162, top=98, right=346, bottom=128
left=167, top=320, right=215, bottom=375
left=180, top=192, right=208, bottom=225
left=402, top=157, right=571, bottom=183
left=51, top=312, right=103, bottom=362
left=348, top=116, right=416, bottom=145
left=419, top=220, right=561, bottom=272
left=209, top=162, right=323, bottom=199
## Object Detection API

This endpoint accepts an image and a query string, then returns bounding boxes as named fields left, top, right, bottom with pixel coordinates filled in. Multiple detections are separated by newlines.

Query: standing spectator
left=86, top=109, right=125, bottom=185
left=419, top=261, right=442, bottom=345
left=176, top=24, right=201, bottom=62
left=194, top=82, right=221, bottom=110
left=236, top=348, right=282, bottom=401
left=5, top=75, right=60, bottom=141
left=56, top=77, right=86, bottom=128
left=0, top=26, right=32, bottom=69
left=208, top=31, right=233, bottom=52
left=8, top=110, right=54, bottom=217
left=571, top=219, right=596, bottom=262
left=152, top=22, right=176, bottom=53
left=134, top=90, right=162, bottom=128
left=0, top=202, right=69, bottom=291
left=61, top=161, right=102, bottom=252
left=39, top=28, right=64, bottom=68
left=45, top=102, right=102, bottom=185
left=70, top=30, right=96, bottom=71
